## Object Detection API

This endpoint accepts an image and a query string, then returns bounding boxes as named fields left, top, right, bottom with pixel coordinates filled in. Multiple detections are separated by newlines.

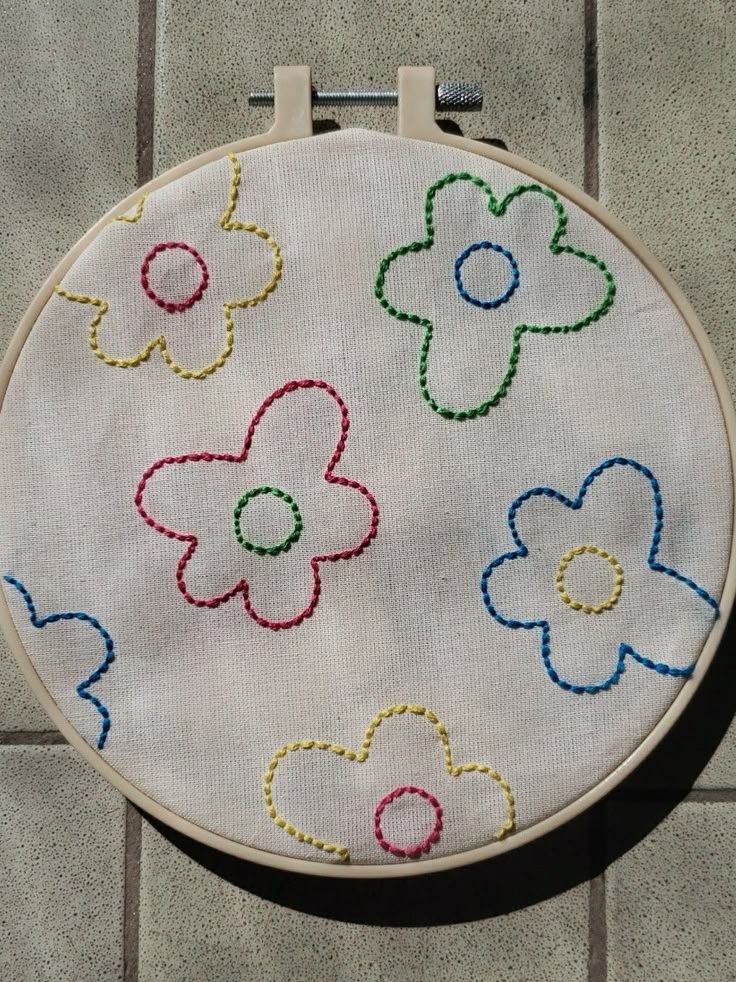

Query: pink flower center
left=140, top=241, right=209, bottom=313
left=373, top=785, right=443, bottom=858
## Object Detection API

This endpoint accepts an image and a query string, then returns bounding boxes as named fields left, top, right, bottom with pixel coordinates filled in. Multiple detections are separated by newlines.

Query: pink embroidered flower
left=134, top=379, right=379, bottom=629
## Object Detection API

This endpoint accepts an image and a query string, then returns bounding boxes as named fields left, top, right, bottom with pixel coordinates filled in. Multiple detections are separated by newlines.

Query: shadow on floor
left=146, top=608, right=735, bottom=926
left=437, top=118, right=509, bottom=150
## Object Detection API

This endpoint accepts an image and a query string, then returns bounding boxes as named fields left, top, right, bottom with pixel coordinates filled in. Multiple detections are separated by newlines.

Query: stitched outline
left=480, top=457, right=720, bottom=694
left=134, top=379, right=379, bottom=631
left=3, top=574, right=115, bottom=749
left=233, top=485, right=303, bottom=556
left=114, top=194, right=147, bottom=223
left=454, top=240, right=520, bottom=309
left=374, top=172, right=616, bottom=420
left=373, top=785, right=443, bottom=858
left=263, top=703, right=515, bottom=862
left=555, top=544, right=624, bottom=614
left=140, top=241, right=209, bottom=312
left=54, top=153, right=282, bottom=379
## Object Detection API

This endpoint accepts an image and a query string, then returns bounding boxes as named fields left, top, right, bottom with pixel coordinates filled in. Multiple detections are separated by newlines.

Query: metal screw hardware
left=249, top=82, right=483, bottom=112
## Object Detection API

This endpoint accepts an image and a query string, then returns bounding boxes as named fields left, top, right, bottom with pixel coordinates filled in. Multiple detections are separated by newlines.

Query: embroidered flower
left=374, top=171, right=616, bottom=419
left=264, top=703, right=515, bottom=862
left=134, top=379, right=379, bottom=630
left=480, top=457, right=720, bottom=694
left=55, top=153, right=281, bottom=379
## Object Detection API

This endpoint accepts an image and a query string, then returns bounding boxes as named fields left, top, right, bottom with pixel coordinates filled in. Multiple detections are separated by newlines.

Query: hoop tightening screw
left=249, top=82, right=483, bottom=112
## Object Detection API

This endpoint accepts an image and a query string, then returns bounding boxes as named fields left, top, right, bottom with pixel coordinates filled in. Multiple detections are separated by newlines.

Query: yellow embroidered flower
left=264, top=703, right=515, bottom=862
left=54, top=153, right=281, bottom=379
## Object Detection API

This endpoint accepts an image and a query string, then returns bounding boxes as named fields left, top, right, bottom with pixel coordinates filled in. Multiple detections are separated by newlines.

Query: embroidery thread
left=233, top=486, right=303, bottom=556
left=3, top=575, right=115, bottom=749
left=454, top=240, right=519, bottom=309
left=263, top=703, right=515, bottom=862
left=140, top=241, right=210, bottom=313
left=375, top=171, right=616, bottom=419
left=114, top=194, right=147, bottom=223
left=480, top=456, right=719, bottom=694
left=134, top=379, right=379, bottom=630
left=555, top=544, right=623, bottom=614
left=373, top=785, right=443, bottom=858
left=55, top=152, right=282, bottom=379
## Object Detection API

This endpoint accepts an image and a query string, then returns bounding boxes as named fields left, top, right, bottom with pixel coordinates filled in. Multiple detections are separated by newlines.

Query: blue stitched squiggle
left=480, top=457, right=720, bottom=695
left=3, top=574, right=115, bottom=748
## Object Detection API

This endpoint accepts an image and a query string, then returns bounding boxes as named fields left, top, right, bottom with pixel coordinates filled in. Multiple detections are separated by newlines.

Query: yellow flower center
left=555, top=544, right=623, bottom=614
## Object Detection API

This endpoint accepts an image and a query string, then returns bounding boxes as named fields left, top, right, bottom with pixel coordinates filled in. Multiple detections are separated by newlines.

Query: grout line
left=123, top=802, right=142, bottom=982
left=136, top=0, right=157, bottom=184
left=0, top=730, right=66, bottom=745
left=124, top=2, right=154, bottom=976
left=588, top=874, right=607, bottom=982
left=686, top=788, right=736, bottom=803
left=587, top=805, right=607, bottom=982
left=583, top=0, right=600, bottom=198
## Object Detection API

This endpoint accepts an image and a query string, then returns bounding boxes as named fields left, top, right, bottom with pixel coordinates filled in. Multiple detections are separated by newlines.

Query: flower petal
left=135, top=380, right=379, bottom=630
left=481, top=457, right=719, bottom=694
left=54, top=153, right=281, bottom=380
left=264, top=704, right=514, bottom=862
left=375, top=172, right=616, bottom=418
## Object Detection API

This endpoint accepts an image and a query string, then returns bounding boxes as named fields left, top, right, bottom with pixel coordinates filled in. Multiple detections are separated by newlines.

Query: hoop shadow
left=143, top=608, right=734, bottom=926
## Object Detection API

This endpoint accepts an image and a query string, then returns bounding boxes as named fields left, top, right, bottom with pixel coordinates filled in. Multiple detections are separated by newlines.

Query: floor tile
left=0, top=0, right=138, bottom=728
left=139, top=824, right=589, bottom=982
left=695, top=719, right=736, bottom=788
left=0, top=635, right=48, bottom=731
left=154, top=0, right=587, bottom=184
left=599, top=0, right=736, bottom=391
left=606, top=800, right=736, bottom=982
left=0, top=746, right=126, bottom=982
left=0, top=0, right=138, bottom=335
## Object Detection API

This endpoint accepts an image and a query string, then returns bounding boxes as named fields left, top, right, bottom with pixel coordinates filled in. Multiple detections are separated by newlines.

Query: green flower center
left=233, top=486, right=303, bottom=556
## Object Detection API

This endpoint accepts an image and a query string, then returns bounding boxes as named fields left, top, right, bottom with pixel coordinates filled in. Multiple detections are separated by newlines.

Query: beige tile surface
left=0, top=746, right=126, bottom=982
left=606, top=800, right=736, bottom=982
left=154, top=0, right=587, bottom=183
left=139, top=824, right=589, bottom=982
left=598, top=0, right=736, bottom=391
left=0, top=0, right=138, bottom=730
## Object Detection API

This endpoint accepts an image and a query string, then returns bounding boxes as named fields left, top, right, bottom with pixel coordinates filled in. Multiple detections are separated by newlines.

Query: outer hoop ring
left=0, top=117, right=733, bottom=880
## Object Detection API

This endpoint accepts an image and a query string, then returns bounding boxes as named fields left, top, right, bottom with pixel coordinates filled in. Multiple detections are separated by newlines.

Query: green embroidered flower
left=374, top=172, right=616, bottom=420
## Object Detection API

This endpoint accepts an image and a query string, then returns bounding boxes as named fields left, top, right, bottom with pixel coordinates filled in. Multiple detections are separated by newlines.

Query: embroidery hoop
left=0, top=66, right=734, bottom=878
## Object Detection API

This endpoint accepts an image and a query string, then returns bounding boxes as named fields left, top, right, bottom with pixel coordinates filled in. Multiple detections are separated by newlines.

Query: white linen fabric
left=0, top=130, right=731, bottom=865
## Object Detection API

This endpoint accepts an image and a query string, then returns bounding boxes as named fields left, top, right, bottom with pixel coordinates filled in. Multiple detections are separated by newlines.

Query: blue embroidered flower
left=480, top=457, right=720, bottom=694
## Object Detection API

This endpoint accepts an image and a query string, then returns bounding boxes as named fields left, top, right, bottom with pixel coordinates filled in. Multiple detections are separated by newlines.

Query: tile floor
left=0, top=0, right=734, bottom=979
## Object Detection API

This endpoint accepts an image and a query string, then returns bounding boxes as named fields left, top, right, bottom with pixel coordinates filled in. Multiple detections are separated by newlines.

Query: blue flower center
left=454, top=241, right=519, bottom=309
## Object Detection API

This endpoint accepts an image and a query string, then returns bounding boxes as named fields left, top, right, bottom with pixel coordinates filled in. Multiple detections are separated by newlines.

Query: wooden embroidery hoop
left=1, top=66, right=734, bottom=879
